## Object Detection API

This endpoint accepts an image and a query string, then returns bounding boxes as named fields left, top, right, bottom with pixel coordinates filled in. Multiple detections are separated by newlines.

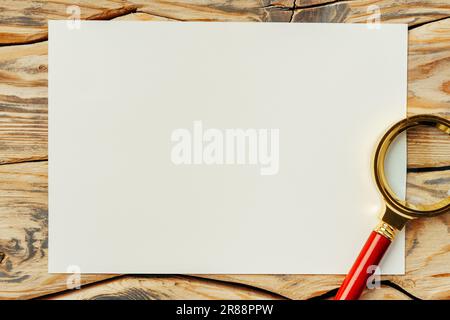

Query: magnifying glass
left=335, top=114, right=450, bottom=300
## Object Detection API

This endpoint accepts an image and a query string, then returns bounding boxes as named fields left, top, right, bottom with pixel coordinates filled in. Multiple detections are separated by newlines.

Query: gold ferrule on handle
left=374, top=221, right=397, bottom=241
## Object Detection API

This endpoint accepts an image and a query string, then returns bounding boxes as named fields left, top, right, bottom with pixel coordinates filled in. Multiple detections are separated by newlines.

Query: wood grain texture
left=359, top=285, right=412, bottom=300
left=292, top=0, right=450, bottom=26
left=48, top=275, right=411, bottom=300
left=1, top=0, right=450, bottom=45
left=408, top=17, right=450, bottom=116
left=391, top=170, right=450, bottom=299
left=0, top=0, right=139, bottom=44
left=134, top=0, right=292, bottom=22
left=46, top=275, right=282, bottom=300
left=406, top=17, right=450, bottom=168
left=0, top=161, right=115, bottom=299
left=195, top=274, right=343, bottom=300
left=0, top=42, right=47, bottom=164
left=390, top=215, right=450, bottom=299
left=408, top=127, right=450, bottom=169
left=407, top=168, right=450, bottom=206
left=0, top=0, right=449, bottom=300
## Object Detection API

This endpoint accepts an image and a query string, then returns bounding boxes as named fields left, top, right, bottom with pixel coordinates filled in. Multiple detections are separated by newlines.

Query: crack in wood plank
left=306, top=280, right=420, bottom=300
left=32, top=274, right=126, bottom=300
left=0, top=158, right=48, bottom=166
left=42, top=275, right=285, bottom=300
left=185, top=275, right=291, bottom=300
left=294, top=0, right=348, bottom=10
left=409, top=14, right=450, bottom=30
left=289, top=0, right=297, bottom=22
left=408, top=166, right=450, bottom=173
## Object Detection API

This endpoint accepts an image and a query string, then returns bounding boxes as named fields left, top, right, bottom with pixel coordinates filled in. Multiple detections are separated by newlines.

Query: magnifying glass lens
left=375, top=115, right=450, bottom=219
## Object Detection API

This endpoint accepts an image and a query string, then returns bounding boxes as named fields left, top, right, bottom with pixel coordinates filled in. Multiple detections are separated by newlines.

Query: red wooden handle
left=335, top=231, right=391, bottom=300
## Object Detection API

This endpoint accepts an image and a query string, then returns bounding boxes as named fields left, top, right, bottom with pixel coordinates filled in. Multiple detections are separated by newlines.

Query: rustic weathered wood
left=1, top=1, right=450, bottom=45
left=0, top=1, right=449, bottom=300
left=391, top=170, right=450, bottom=299
left=196, top=274, right=343, bottom=300
left=0, top=161, right=115, bottom=299
left=292, top=0, right=450, bottom=26
left=0, top=42, right=47, bottom=165
left=406, top=169, right=450, bottom=206
left=47, top=275, right=412, bottom=300
left=359, top=285, right=412, bottom=300
left=46, top=275, right=414, bottom=299
left=408, top=17, right=450, bottom=116
left=390, top=215, right=450, bottom=299
left=407, top=17, right=450, bottom=168
left=46, top=275, right=282, bottom=300
left=134, top=0, right=292, bottom=22
left=0, top=0, right=139, bottom=44
left=408, top=127, right=450, bottom=169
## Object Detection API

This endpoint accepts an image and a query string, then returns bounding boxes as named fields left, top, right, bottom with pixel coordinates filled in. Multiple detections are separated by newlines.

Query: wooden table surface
left=0, top=0, right=449, bottom=300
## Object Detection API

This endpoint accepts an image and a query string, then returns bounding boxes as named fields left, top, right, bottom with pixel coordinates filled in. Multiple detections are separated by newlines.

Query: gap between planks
left=32, top=273, right=419, bottom=300
left=36, top=274, right=288, bottom=300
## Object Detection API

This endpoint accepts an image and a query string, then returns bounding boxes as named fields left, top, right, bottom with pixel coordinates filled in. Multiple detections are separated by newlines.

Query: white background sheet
left=49, top=21, right=407, bottom=274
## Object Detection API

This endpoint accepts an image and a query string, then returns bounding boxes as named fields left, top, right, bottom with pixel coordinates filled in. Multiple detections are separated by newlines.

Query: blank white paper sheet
left=48, top=21, right=407, bottom=274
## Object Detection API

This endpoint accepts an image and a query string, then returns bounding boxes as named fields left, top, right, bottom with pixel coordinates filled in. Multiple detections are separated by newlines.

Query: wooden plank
left=48, top=275, right=412, bottom=300
left=134, top=0, right=292, bottom=22
left=292, top=0, right=450, bottom=26
left=407, top=169, right=450, bottom=206
left=46, top=275, right=282, bottom=300
left=0, top=161, right=115, bottom=299
left=359, top=285, right=412, bottom=300
left=196, top=274, right=343, bottom=300
left=408, top=127, right=450, bottom=169
left=407, top=18, right=450, bottom=168
left=390, top=169, right=450, bottom=299
left=390, top=170, right=450, bottom=299
left=408, top=17, right=450, bottom=116
left=390, top=216, right=450, bottom=299
left=197, top=279, right=414, bottom=300
left=0, top=41, right=47, bottom=165
left=0, top=0, right=139, bottom=44
left=2, top=1, right=450, bottom=45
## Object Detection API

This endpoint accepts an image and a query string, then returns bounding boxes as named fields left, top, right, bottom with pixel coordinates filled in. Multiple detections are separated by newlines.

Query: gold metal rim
left=373, top=114, right=450, bottom=219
